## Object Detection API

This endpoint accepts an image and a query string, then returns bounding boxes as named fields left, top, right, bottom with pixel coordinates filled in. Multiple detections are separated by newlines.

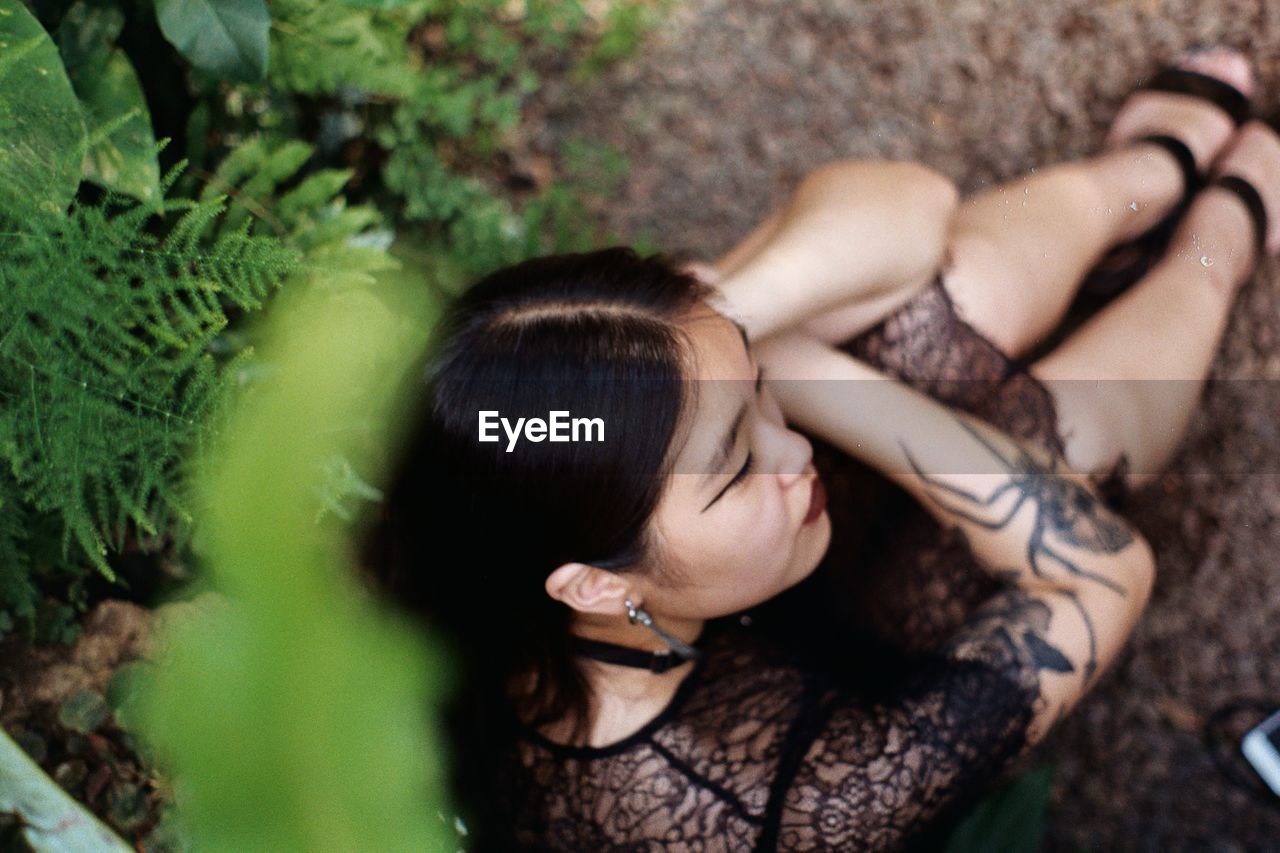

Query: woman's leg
left=1028, top=120, right=1280, bottom=489
left=939, top=48, right=1253, bottom=360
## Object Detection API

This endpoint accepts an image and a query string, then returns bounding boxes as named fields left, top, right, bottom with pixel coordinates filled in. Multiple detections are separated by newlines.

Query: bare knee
left=937, top=227, right=1035, bottom=359
left=944, top=165, right=1113, bottom=358
left=797, top=159, right=958, bottom=209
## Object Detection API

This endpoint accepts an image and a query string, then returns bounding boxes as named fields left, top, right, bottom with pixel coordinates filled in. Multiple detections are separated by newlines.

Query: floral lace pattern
left=506, top=624, right=1040, bottom=851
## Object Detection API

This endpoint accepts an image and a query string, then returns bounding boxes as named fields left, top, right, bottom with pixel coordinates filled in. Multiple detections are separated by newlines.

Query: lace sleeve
left=773, top=592, right=1046, bottom=852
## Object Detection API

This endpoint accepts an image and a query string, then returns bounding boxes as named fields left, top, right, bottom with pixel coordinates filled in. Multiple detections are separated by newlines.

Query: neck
left=572, top=611, right=705, bottom=653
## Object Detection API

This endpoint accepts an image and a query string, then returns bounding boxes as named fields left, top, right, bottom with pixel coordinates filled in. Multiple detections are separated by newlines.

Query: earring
left=624, top=599, right=700, bottom=660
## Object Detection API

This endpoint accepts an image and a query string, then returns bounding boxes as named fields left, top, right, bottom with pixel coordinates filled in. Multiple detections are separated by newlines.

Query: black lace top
left=501, top=615, right=1042, bottom=851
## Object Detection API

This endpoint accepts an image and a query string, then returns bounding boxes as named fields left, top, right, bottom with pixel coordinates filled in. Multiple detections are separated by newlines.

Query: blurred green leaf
left=11, top=728, right=47, bottom=764
left=0, top=0, right=87, bottom=219
left=132, top=268, right=451, bottom=850
left=35, top=601, right=84, bottom=646
left=155, top=0, right=270, bottom=83
left=106, top=782, right=148, bottom=832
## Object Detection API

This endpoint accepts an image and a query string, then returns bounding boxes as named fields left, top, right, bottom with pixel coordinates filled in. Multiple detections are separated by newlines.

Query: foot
left=1188, top=120, right=1280, bottom=282
left=1105, top=46, right=1255, bottom=179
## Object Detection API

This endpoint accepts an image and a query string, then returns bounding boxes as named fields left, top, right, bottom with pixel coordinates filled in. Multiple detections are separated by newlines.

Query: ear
left=545, top=562, right=633, bottom=617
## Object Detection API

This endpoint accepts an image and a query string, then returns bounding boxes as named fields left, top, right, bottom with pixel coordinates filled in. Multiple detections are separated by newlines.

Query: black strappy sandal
left=1207, top=157, right=1272, bottom=272
left=1079, top=64, right=1253, bottom=298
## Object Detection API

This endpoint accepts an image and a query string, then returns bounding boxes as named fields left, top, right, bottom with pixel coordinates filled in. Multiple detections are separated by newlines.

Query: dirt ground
left=527, top=0, right=1280, bottom=847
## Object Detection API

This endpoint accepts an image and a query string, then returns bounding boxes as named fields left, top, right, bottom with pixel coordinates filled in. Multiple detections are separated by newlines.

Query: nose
left=764, top=420, right=813, bottom=488
left=755, top=384, right=813, bottom=487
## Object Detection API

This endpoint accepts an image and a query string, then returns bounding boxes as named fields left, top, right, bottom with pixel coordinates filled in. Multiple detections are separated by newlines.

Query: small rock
left=54, top=759, right=88, bottom=790
left=58, top=688, right=110, bottom=734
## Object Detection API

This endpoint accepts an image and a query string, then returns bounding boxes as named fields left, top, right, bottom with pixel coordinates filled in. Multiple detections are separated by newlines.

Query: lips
left=802, top=474, right=827, bottom=525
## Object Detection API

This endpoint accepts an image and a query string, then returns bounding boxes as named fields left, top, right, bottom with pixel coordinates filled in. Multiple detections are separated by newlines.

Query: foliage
left=1, top=0, right=667, bottom=844
left=156, top=0, right=270, bottom=83
left=267, top=0, right=432, bottom=97
left=0, top=0, right=86, bottom=217
left=0, top=0, right=661, bottom=641
left=58, top=1, right=163, bottom=207
left=0, top=184, right=300, bottom=626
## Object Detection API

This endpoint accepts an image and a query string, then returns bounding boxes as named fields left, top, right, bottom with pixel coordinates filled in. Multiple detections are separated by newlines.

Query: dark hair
left=356, top=246, right=717, bottom=845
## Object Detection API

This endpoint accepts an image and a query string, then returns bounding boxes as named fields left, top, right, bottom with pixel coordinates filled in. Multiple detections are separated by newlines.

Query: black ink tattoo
left=899, top=414, right=1135, bottom=594
left=946, top=588, right=1075, bottom=675
left=907, top=415, right=1135, bottom=682
left=942, top=587, right=1092, bottom=717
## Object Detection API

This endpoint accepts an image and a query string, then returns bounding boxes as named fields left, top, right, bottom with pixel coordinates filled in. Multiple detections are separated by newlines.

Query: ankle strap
left=1136, top=133, right=1200, bottom=203
left=1210, top=174, right=1268, bottom=262
left=1141, top=66, right=1252, bottom=127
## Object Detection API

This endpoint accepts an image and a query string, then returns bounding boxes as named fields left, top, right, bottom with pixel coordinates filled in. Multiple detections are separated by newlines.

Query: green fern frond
left=275, top=169, right=353, bottom=225
left=187, top=136, right=399, bottom=291
left=268, top=0, right=432, bottom=97
left=0, top=189, right=299, bottom=590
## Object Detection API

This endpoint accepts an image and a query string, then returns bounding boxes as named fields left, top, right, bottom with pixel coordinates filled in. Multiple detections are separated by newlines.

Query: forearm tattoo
left=901, top=413, right=1139, bottom=683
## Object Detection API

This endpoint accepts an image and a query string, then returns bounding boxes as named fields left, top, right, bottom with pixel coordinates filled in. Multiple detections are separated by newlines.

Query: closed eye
left=701, top=365, right=765, bottom=511
left=725, top=369, right=765, bottom=491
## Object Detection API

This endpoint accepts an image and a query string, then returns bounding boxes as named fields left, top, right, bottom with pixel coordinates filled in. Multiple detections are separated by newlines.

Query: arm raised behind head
left=756, top=330, right=1156, bottom=748
left=705, top=159, right=959, bottom=342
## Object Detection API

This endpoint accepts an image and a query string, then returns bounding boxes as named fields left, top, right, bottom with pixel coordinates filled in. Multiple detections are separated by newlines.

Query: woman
left=358, top=47, right=1279, bottom=850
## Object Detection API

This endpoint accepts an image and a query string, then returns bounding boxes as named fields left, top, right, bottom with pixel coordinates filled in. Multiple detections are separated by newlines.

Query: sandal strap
left=1136, top=133, right=1200, bottom=202
left=1142, top=66, right=1252, bottom=127
left=1210, top=174, right=1268, bottom=262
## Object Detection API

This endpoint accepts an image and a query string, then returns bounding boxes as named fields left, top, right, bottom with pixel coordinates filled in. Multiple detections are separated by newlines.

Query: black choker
left=570, top=636, right=698, bottom=674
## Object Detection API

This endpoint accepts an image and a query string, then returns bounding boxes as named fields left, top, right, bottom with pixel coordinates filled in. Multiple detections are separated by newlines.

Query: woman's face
left=637, top=307, right=832, bottom=621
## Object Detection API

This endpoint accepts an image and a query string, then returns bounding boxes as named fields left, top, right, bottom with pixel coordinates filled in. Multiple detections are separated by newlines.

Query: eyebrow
left=699, top=362, right=764, bottom=512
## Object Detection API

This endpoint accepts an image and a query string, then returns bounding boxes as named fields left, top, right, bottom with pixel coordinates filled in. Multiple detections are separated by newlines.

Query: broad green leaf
left=155, top=0, right=270, bottom=83
left=71, top=49, right=162, bottom=207
left=56, top=2, right=159, bottom=206
left=0, top=0, right=86, bottom=218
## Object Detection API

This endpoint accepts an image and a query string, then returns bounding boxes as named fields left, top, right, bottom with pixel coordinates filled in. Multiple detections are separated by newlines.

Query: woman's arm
left=755, top=331, right=1155, bottom=747
left=700, top=159, right=959, bottom=342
